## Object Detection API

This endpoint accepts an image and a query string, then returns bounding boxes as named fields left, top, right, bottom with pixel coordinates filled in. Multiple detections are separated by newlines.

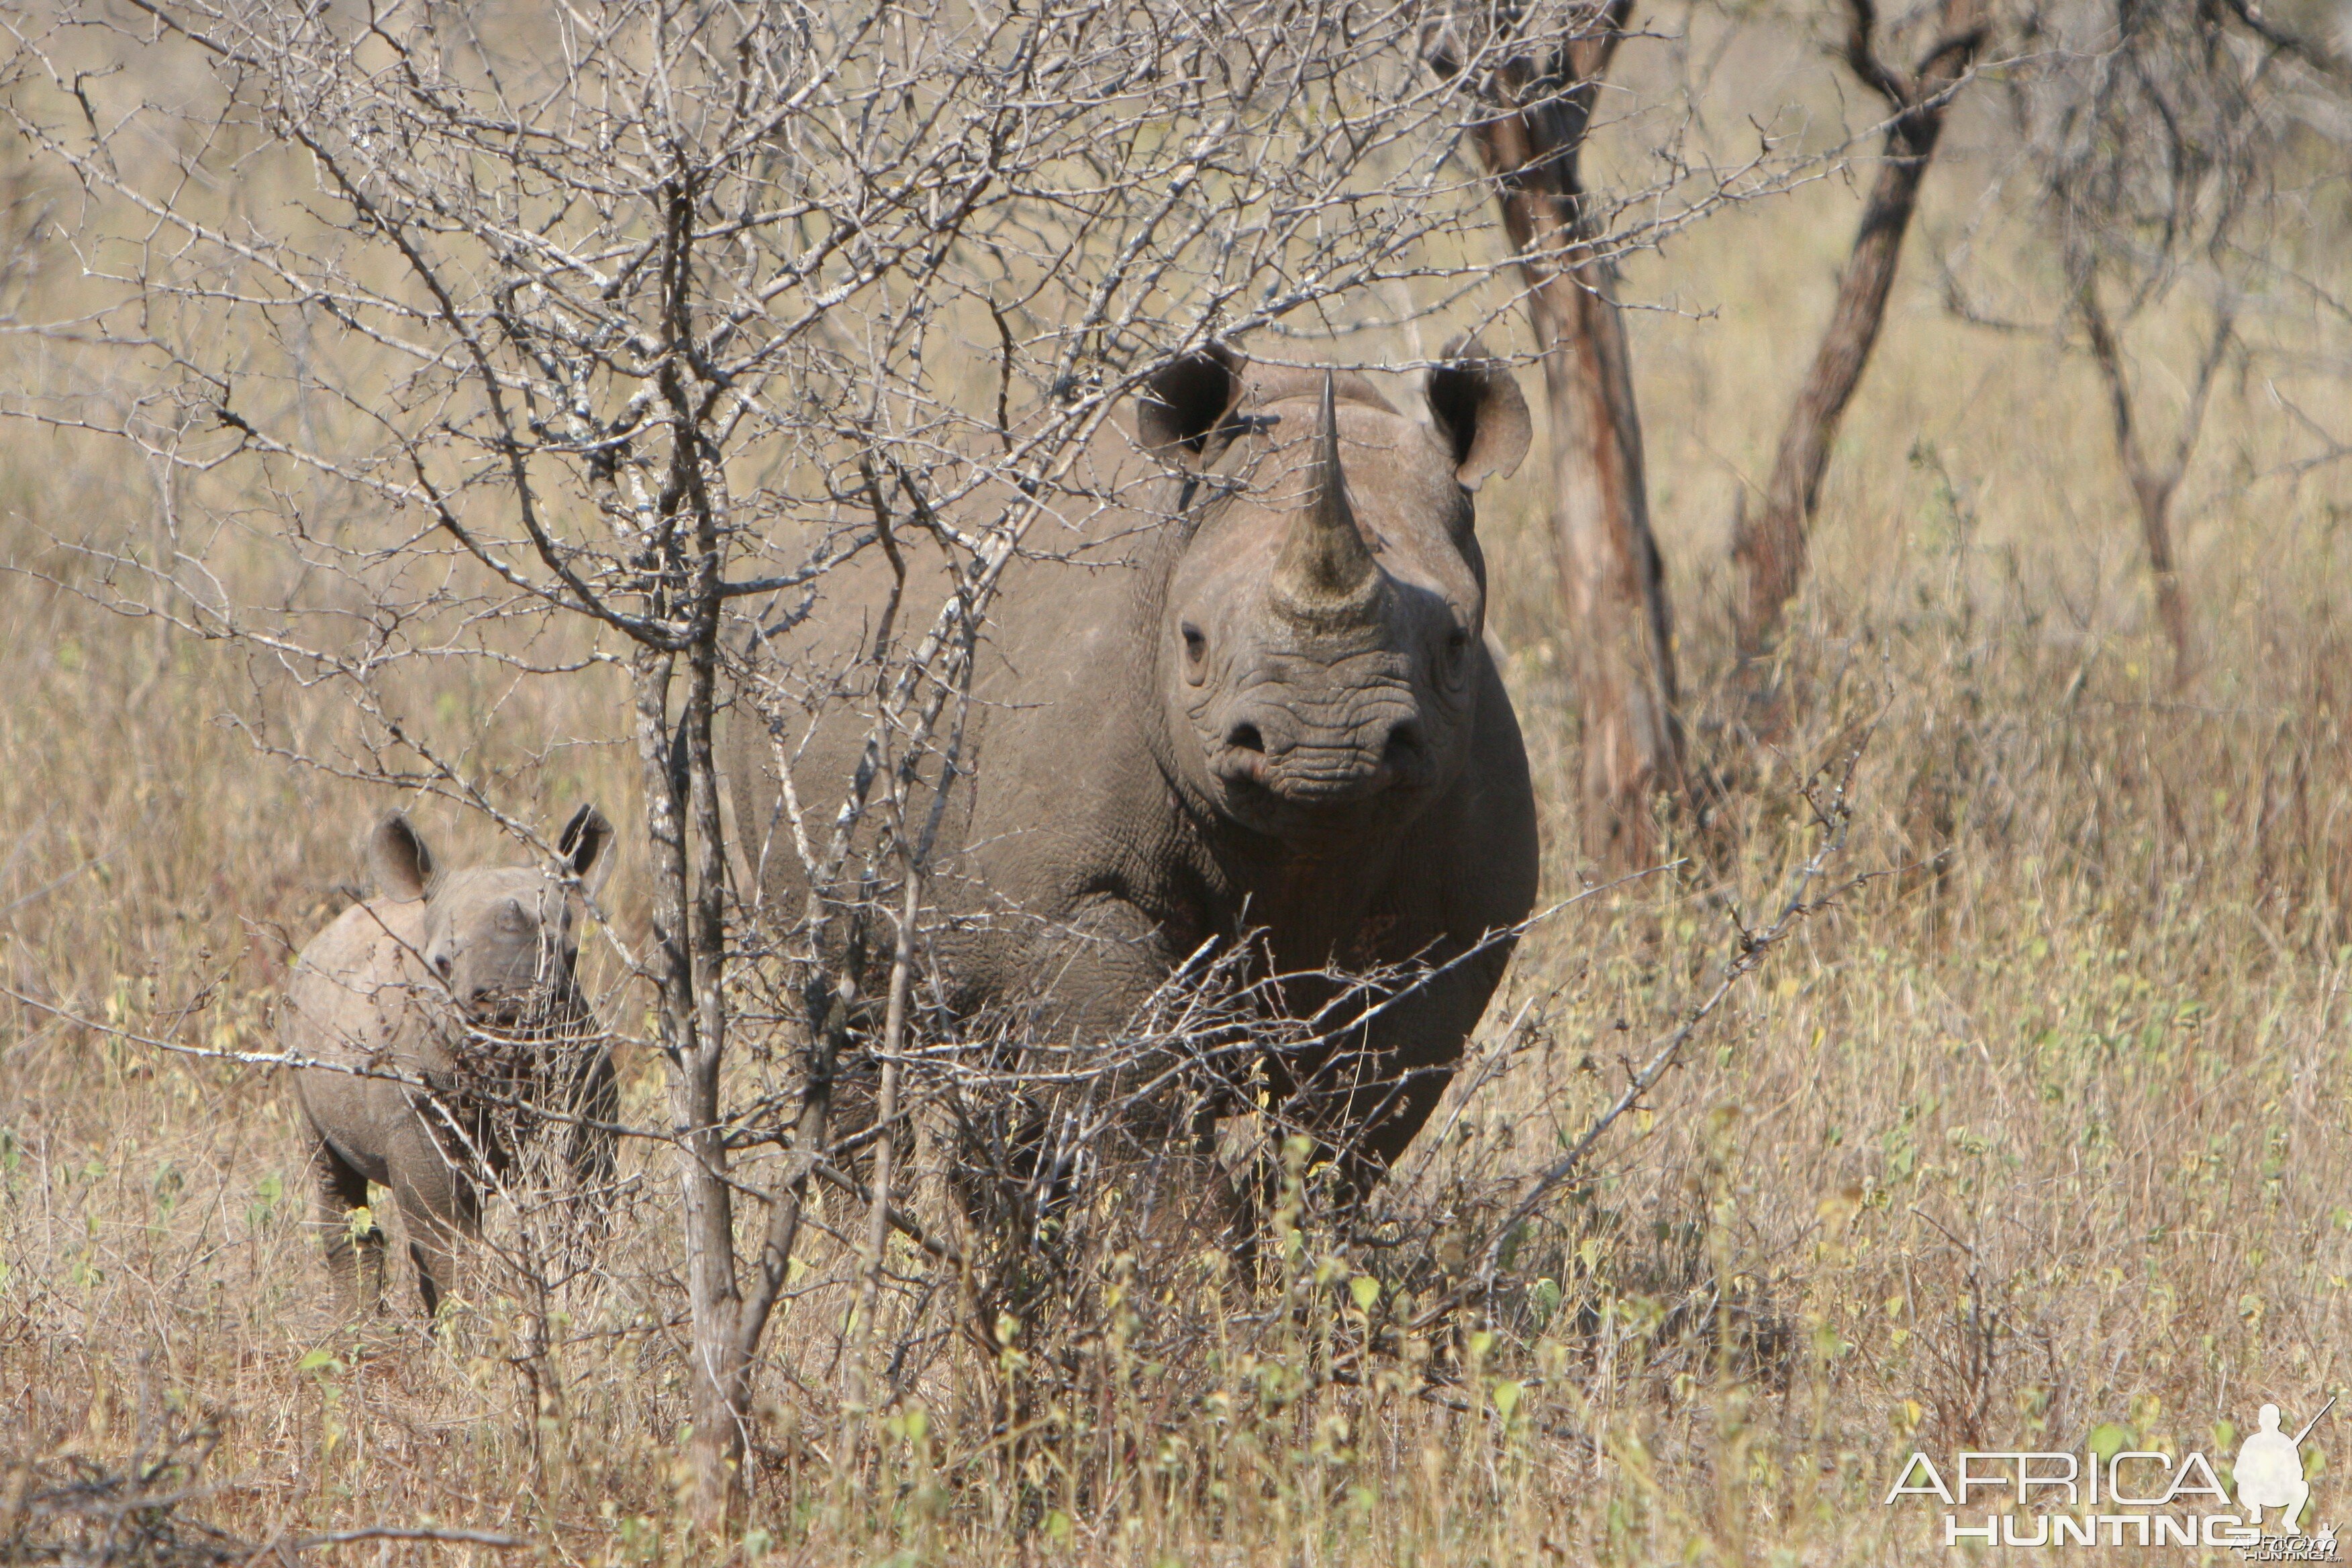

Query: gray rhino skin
left=283, top=806, right=617, bottom=1314
left=729, top=344, right=1540, bottom=1189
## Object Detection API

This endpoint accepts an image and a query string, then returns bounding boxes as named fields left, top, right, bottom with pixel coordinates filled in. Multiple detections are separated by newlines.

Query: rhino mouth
left=455, top=980, right=589, bottom=1036
left=1210, top=727, right=1432, bottom=817
left=1220, top=751, right=1393, bottom=803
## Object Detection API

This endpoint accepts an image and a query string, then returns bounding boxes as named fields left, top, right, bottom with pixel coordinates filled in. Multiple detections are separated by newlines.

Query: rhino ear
left=368, top=812, right=435, bottom=903
left=1425, top=336, right=1532, bottom=491
left=1136, top=342, right=1247, bottom=464
left=558, top=803, right=616, bottom=898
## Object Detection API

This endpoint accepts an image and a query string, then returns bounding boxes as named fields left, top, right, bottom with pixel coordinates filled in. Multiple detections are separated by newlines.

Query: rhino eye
left=1180, top=624, right=1208, bottom=682
left=1442, top=627, right=1472, bottom=680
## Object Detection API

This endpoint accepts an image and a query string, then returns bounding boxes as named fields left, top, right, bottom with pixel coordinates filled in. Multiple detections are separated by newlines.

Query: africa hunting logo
left=1883, top=1397, right=2338, bottom=1557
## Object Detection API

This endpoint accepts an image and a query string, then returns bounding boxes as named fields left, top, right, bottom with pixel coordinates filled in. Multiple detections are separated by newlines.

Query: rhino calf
left=282, top=805, right=618, bottom=1316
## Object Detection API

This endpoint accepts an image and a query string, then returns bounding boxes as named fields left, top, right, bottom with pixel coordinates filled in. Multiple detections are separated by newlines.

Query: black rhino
left=730, top=343, right=1539, bottom=1195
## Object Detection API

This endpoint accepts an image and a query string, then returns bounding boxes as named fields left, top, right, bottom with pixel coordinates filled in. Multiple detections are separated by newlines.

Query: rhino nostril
left=1226, top=720, right=1265, bottom=754
left=1383, top=720, right=1426, bottom=767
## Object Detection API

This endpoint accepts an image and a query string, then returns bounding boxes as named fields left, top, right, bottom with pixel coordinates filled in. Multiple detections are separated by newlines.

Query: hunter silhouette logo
left=2236, top=1399, right=2331, bottom=1536
left=1881, top=1394, right=2339, bottom=1553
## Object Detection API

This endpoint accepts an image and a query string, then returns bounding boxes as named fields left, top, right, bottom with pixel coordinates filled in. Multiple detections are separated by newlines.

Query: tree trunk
left=2075, top=275, right=2224, bottom=690
left=1453, top=3, right=1682, bottom=871
left=1731, top=0, right=1985, bottom=692
left=1538, top=254, right=1681, bottom=869
left=1730, top=152, right=1930, bottom=664
left=642, top=199, right=761, bottom=1526
left=636, top=638, right=752, bottom=1533
left=2131, top=474, right=2194, bottom=689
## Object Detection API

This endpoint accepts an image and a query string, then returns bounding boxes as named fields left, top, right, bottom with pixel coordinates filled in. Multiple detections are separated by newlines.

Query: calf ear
left=1136, top=342, right=1247, bottom=464
left=1424, top=336, right=1532, bottom=491
left=559, top=803, right=616, bottom=897
left=368, top=812, right=435, bottom=902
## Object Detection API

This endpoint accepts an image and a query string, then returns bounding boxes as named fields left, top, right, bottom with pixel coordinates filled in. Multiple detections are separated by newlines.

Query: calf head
left=369, top=805, right=616, bottom=1029
left=1143, top=340, right=1530, bottom=839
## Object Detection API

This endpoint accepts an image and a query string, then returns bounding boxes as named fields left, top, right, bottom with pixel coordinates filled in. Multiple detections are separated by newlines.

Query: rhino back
left=728, top=436, right=1183, bottom=990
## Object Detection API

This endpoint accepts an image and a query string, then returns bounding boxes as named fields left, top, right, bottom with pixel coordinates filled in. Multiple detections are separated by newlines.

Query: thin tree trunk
left=846, top=865, right=919, bottom=1414
left=645, top=168, right=758, bottom=1534
left=1542, top=254, right=1681, bottom=868
left=2134, top=477, right=2194, bottom=687
left=683, top=592, right=748, bottom=1527
left=2075, top=279, right=2226, bottom=689
left=636, top=637, right=752, bottom=1532
left=1442, top=1, right=1681, bottom=871
left=1732, top=0, right=1985, bottom=688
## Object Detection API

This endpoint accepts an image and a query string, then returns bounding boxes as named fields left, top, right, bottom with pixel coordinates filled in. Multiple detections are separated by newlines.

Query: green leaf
left=2088, top=1422, right=2133, bottom=1463
left=1349, top=1276, right=1380, bottom=1314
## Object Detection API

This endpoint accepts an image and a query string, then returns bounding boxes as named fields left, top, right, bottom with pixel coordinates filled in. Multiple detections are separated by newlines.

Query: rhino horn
left=1273, top=373, right=1381, bottom=621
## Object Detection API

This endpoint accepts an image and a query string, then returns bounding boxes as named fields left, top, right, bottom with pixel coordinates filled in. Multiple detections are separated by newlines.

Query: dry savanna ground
left=4, top=20, right=2352, bottom=1568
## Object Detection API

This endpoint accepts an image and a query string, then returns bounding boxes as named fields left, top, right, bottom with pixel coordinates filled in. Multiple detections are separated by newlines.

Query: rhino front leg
left=386, top=1110, right=481, bottom=1319
left=965, top=895, right=1255, bottom=1255
left=1275, top=935, right=1518, bottom=1199
left=391, top=1169, right=478, bottom=1319
left=306, top=1130, right=385, bottom=1312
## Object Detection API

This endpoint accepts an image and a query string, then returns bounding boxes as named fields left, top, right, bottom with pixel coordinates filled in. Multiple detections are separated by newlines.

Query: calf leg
left=307, top=1132, right=385, bottom=1312
left=387, top=1112, right=481, bottom=1319
left=391, top=1170, right=479, bottom=1319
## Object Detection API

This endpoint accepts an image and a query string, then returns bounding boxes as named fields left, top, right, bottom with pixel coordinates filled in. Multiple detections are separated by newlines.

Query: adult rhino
left=730, top=343, right=1538, bottom=1195
left=282, top=806, right=618, bottom=1314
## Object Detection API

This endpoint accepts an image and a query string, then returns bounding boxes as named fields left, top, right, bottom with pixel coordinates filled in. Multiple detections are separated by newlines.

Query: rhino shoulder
left=283, top=898, right=432, bottom=1069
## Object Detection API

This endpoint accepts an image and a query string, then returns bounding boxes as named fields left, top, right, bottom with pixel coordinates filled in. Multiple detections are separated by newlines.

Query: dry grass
left=5, top=23, right=2352, bottom=1565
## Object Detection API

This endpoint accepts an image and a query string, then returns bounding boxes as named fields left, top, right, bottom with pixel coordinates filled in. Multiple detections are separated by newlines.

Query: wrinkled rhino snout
left=456, top=976, right=586, bottom=1035
left=1212, top=709, right=1428, bottom=803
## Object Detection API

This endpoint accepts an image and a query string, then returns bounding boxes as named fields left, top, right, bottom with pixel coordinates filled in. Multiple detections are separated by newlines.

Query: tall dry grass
left=5, top=23, right=2352, bottom=1565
